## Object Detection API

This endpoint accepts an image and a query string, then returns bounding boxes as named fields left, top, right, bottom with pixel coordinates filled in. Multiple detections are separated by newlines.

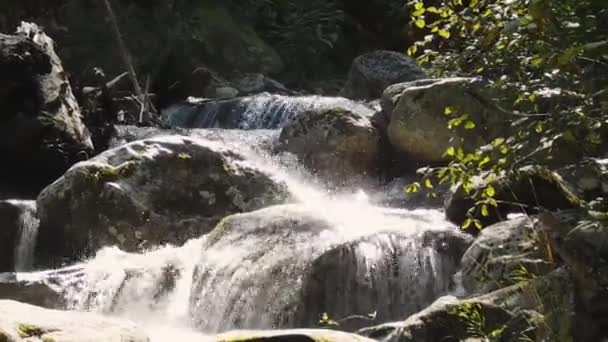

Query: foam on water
left=162, top=94, right=376, bottom=130
left=10, top=128, right=464, bottom=340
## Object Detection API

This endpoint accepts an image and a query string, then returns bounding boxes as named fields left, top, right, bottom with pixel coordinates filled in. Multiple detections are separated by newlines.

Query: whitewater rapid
left=7, top=96, right=466, bottom=340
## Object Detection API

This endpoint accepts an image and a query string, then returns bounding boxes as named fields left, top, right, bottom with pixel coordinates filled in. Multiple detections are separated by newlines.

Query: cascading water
left=162, top=93, right=376, bottom=130
left=9, top=97, right=471, bottom=340
left=10, top=200, right=39, bottom=272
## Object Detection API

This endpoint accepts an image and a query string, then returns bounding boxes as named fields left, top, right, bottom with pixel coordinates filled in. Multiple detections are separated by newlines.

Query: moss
left=42, top=337, right=55, bottom=342
left=312, top=338, right=335, bottom=342
left=17, top=323, right=45, bottom=338
left=116, top=161, right=138, bottom=178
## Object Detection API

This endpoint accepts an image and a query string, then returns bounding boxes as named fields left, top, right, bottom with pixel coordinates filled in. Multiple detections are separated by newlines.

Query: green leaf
left=485, top=185, right=496, bottom=197
left=443, top=146, right=456, bottom=157
left=437, top=29, right=451, bottom=39
left=405, top=182, right=421, bottom=193
left=463, top=181, right=474, bottom=194
left=414, top=2, right=424, bottom=10
left=456, top=147, right=465, bottom=161
left=481, top=204, right=490, bottom=217
left=178, top=153, right=192, bottom=160
left=425, top=179, right=434, bottom=189
left=407, top=45, right=418, bottom=56
left=479, top=156, right=491, bottom=167
left=464, top=121, right=476, bottom=130
left=412, top=8, right=426, bottom=17
left=492, top=138, right=505, bottom=147
left=558, top=46, right=583, bottom=66
left=426, top=6, right=439, bottom=13
left=474, top=219, right=483, bottom=229
left=444, top=106, right=455, bottom=115
left=415, top=19, right=426, bottom=29
left=462, top=218, right=473, bottom=229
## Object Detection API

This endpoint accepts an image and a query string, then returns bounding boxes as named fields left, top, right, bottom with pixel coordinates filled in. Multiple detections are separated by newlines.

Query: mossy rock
left=17, top=323, right=46, bottom=338
left=36, top=136, right=289, bottom=265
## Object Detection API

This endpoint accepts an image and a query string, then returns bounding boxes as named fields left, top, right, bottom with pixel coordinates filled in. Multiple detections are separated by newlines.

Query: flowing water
left=9, top=200, right=39, bottom=272
left=8, top=95, right=470, bottom=340
left=161, top=93, right=376, bottom=129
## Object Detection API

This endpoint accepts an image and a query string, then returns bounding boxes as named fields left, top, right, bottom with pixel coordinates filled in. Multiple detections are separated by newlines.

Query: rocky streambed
left=0, top=22, right=607, bottom=342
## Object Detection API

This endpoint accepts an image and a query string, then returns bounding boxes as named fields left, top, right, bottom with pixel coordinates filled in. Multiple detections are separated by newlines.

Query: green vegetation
left=406, top=0, right=608, bottom=228
left=17, top=323, right=45, bottom=338
left=447, top=302, right=506, bottom=340
left=229, top=0, right=344, bottom=77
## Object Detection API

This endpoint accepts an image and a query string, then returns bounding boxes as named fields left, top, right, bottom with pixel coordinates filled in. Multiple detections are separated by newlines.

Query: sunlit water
left=9, top=125, right=468, bottom=340
left=9, top=200, right=39, bottom=271
left=162, top=94, right=375, bottom=129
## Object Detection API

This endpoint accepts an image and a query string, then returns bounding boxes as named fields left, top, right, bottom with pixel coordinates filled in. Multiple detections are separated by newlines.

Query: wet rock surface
left=36, top=136, right=289, bottom=264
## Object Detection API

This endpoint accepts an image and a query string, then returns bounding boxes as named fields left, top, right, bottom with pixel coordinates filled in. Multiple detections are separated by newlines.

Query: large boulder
left=0, top=300, right=148, bottom=342
left=0, top=200, right=37, bottom=272
left=190, top=204, right=467, bottom=331
left=340, top=51, right=427, bottom=100
left=460, top=216, right=556, bottom=294
left=538, top=211, right=608, bottom=339
left=0, top=23, right=93, bottom=197
left=556, top=158, right=608, bottom=201
left=278, top=107, right=382, bottom=186
left=298, top=230, right=472, bottom=331
left=358, top=269, right=574, bottom=342
left=385, top=77, right=506, bottom=164
left=36, top=136, right=289, bottom=264
left=445, top=165, right=581, bottom=228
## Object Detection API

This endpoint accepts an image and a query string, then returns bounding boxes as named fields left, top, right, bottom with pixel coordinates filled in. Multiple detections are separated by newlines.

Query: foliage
left=406, top=0, right=608, bottom=229
left=447, top=302, right=506, bottom=340
left=228, top=0, right=345, bottom=77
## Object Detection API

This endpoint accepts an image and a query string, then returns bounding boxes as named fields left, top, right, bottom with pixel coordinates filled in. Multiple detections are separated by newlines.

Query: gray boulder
left=36, top=136, right=289, bottom=264
left=340, top=51, right=427, bottom=100
left=298, top=230, right=472, bottom=331
left=0, top=300, right=148, bottom=342
left=0, top=23, right=93, bottom=197
left=278, top=107, right=382, bottom=187
left=190, top=204, right=466, bottom=331
left=358, top=269, right=574, bottom=342
left=445, top=165, right=580, bottom=228
left=385, top=77, right=506, bottom=163
left=460, top=216, right=555, bottom=294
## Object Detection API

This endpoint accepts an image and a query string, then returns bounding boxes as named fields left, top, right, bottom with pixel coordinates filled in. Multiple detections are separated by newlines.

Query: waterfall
left=9, top=124, right=470, bottom=340
left=162, top=94, right=376, bottom=130
left=10, top=200, right=39, bottom=272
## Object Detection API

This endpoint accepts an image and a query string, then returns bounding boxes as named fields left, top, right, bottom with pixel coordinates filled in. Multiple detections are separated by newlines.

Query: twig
left=102, top=0, right=144, bottom=117
left=139, top=74, right=150, bottom=124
